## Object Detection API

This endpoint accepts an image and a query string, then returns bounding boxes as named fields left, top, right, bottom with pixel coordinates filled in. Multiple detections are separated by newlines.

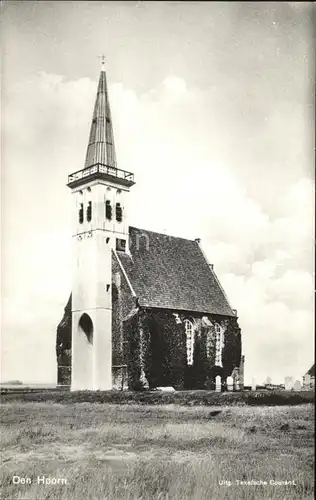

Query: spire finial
left=98, top=54, right=106, bottom=72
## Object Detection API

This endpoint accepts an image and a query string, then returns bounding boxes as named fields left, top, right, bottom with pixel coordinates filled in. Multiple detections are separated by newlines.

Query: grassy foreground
left=1, top=403, right=314, bottom=500
left=1, top=388, right=314, bottom=405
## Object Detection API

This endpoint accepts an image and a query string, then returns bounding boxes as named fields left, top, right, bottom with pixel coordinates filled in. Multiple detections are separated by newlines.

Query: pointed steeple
left=67, top=62, right=134, bottom=189
left=84, top=62, right=117, bottom=170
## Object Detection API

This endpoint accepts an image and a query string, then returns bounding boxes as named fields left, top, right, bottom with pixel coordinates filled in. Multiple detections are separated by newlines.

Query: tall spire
left=84, top=62, right=117, bottom=170
left=68, top=62, right=134, bottom=189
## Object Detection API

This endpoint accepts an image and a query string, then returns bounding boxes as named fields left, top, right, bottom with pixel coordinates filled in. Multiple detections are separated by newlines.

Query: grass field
left=1, top=388, right=314, bottom=405
left=1, top=402, right=314, bottom=500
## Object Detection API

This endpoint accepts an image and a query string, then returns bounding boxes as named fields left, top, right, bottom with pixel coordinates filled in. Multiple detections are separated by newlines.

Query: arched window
left=215, top=323, right=224, bottom=367
left=105, top=200, right=112, bottom=220
left=86, top=201, right=92, bottom=222
left=78, top=313, right=93, bottom=345
left=184, top=319, right=194, bottom=366
left=116, top=202, right=123, bottom=222
left=79, top=203, right=84, bottom=224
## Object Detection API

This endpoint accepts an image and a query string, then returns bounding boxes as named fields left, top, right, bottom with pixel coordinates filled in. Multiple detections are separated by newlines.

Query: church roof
left=305, top=364, right=315, bottom=377
left=115, top=226, right=236, bottom=317
left=84, top=64, right=117, bottom=170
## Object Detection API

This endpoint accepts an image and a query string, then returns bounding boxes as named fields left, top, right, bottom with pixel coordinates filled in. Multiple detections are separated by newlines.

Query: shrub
left=246, top=391, right=314, bottom=406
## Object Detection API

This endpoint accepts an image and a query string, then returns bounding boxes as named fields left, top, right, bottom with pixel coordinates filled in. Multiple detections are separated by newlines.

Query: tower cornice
left=67, top=163, right=135, bottom=189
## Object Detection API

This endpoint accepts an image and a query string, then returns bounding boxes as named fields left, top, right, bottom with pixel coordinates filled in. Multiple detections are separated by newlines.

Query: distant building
left=302, top=364, right=315, bottom=390
left=293, top=380, right=302, bottom=391
left=284, top=376, right=294, bottom=391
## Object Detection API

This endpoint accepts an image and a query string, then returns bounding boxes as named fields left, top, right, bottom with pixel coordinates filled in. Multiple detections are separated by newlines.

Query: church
left=56, top=63, right=244, bottom=392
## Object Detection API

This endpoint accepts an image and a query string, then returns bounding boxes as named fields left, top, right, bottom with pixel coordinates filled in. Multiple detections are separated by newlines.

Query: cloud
left=2, top=70, right=314, bottom=384
left=287, top=2, right=313, bottom=11
left=162, top=76, right=188, bottom=97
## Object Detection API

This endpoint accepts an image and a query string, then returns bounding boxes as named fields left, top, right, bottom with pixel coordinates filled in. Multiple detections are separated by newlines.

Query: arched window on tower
left=86, top=201, right=92, bottom=222
left=78, top=313, right=93, bottom=345
left=105, top=200, right=112, bottom=220
left=79, top=203, right=84, bottom=224
left=116, top=202, right=123, bottom=222
left=215, top=323, right=224, bottom=367
left=184, top=319, right=194, bottom=366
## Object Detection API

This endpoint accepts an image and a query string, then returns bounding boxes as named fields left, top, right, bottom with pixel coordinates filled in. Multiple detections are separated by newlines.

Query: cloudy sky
left=1, top=1, right=314, bottom=385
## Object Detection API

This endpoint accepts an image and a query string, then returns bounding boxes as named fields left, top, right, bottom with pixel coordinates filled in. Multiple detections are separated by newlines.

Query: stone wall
left=56, top=296, right=72, bottom=385
left=56, top=290, right=242, bottom=391
left=56, top=255, right=137, bottom=386
left=125, top=308, right=242, bottom=390
left=112, top=255, right=136, bottom=368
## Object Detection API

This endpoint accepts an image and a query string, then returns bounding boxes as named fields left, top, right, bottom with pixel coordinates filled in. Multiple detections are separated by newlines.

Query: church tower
left=67, top=61, right=135, bottom=390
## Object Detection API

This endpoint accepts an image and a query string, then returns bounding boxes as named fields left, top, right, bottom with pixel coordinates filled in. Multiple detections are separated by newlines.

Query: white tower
left=68, top=61, right=135, bottom=390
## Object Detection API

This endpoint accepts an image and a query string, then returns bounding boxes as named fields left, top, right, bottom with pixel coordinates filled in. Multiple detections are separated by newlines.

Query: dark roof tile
left=115, top=226, right=235, bottom=317
left=306, top=364, right=315, bottom=377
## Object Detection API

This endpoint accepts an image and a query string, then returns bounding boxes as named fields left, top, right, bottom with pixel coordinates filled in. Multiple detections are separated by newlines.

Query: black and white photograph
left=1, top=1, right=314, bottom=499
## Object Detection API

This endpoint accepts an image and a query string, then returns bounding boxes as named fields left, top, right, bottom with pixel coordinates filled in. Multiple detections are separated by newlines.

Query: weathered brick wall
left=125, top=309, right=242, bottom=390
left=112, top=255, right=136, bottom=368
left=57, top=365, right=71, bottom=386
left=112, top=365, right=128, bottom=390
left=56, top=283, right=242, bottom=390
left=56, top=296, right=72, bottom=385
